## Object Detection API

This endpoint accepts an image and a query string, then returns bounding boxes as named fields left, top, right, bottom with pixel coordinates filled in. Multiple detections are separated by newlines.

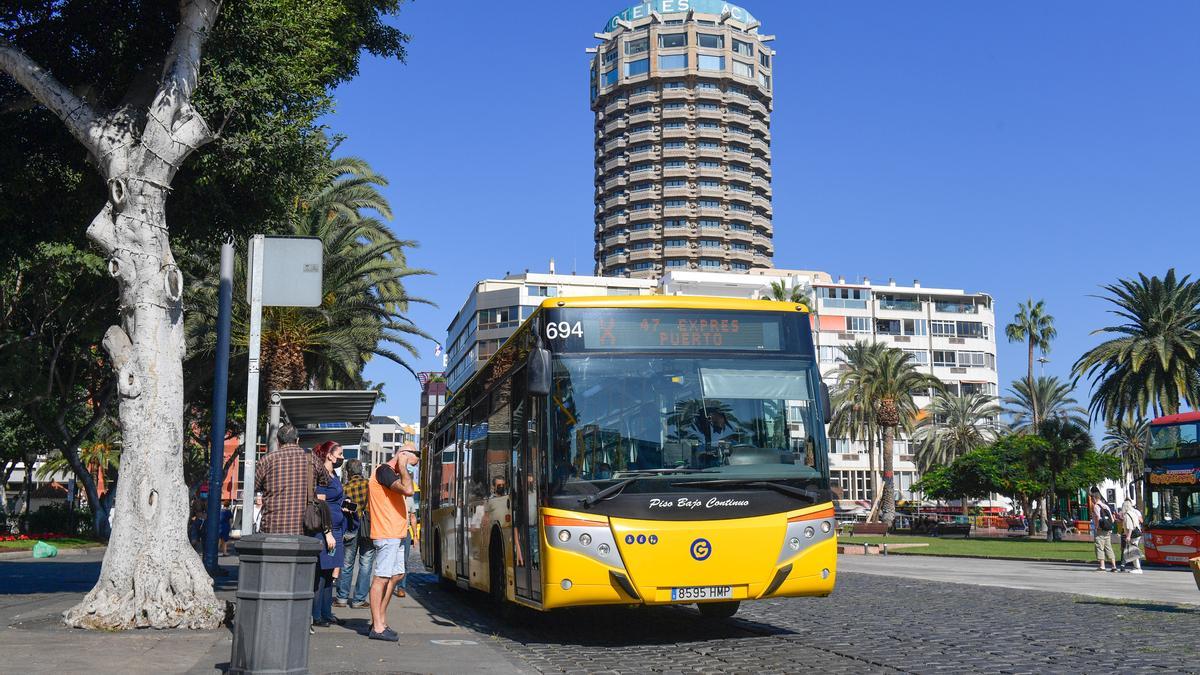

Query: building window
left=903, top=349, right=930, bottom=364
left=697, top=33, right=724, bottom=49
left=730, top=203, right=751, bottom=212
left=730, top=222, right=750, bottom=231
left=698, top=54, right=725, bottom=71
left=663, top=120, right=685, bottom=129
left=699, top=219, right=721, bottom=229
left=631, top=201, right=653, bottom=211
left=663, top=219, right=687, bottom=229
left=930, top=320, right=956, bottom=337
left=664, top=199, right=686, bottom=208
left=630, top=221, right=652, bottom=231
left=933, top=350, right=956, bottom=367
left=759, top=51, right=771, bottom=68
left=625, top=58, right=649, bottom=77
left=658, top=33, right=687, bottom=49
left=697, top=81, right=719, bottom=90
left=699, top=199, right=720, bottom=208
left=666, top=259, right=688, bottom=269
left=665, top=238, right=687, bottom=248
left=731, top=262, right=749, bottom=271
left=477, top=338, right=503, bottom=362
left=663, top=80, right=685, bottom=89
left=698, top=121, right=720, bottom=129
left=847, top=316, right=872, bottom=333
left=956, top=321, right=986, bottom=339
left=757, top=72, right=771, bottom=90
left=659, top=53, right=688, bottom=70
left=664, top=178, right=686, bottom=188
left=603, top=68, right=618, bottom=87
left=819, top=346, right=844, bottom=363
left=733, top=60, right=754, bottom=78
left=631, top=261, right=654, bottom=271
left=625, top=37, right=649, bottom=55
left=478, top=306, right=518, bottom=330
left=603, top=46, right=618, bottom=64
left=630, top=181, right=652, bottom=192
left=527, top=285, right=557, bottom=298
left=700, top=239, right=721, bottom=248
left=731, top=242, right=749, bottom=251
left=698, top=179, right=721, bottom=189
left=664, top=140, right=685, bottom=148
left=699, top=160, right=720, bottom=168
left=664, top=101, right=685, bottom=110
left=732, top=39, right=753, bottom=57
left=697, top=102, right=720, bottom=111
left=630, top=162, right=653, bottom=173
left=631, top=241, right=653, bottom=251
left=698, top=140, right=720, bottom=149
left=700, top=259, right=722, bottom=269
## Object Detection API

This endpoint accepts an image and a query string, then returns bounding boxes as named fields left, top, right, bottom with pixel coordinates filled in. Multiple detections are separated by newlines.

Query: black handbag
left=303, top=460, right=332, bottom=535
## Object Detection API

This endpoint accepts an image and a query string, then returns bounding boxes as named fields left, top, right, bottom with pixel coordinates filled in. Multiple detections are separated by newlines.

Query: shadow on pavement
left=0, top=560, right=102, bottom=595
left=1073, top=599, right=1198, bottom=614
left=404, top=570, right=793, bottom=649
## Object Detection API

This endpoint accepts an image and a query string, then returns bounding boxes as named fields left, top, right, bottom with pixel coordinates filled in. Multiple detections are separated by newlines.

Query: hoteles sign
left=604, top=0, right=757, bottom=32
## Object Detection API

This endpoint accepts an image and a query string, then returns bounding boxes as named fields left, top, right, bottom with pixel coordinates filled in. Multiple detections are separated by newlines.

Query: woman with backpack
left=1089, top=486, right=1117, bottom=572
left=1120, top=499, right=1144, bottom=574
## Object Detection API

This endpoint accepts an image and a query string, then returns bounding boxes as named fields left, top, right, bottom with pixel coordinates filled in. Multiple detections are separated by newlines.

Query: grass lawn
left=0, top=537, right=101, bottom=551
left=840, top=534, right=1097, bottom=562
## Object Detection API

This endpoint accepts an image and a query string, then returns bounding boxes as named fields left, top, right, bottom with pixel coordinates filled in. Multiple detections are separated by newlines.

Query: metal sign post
left=204, top=240, right=235, bottom=571
left=239, top=235, right=324, bottom=536
left=240, top=235, right=266, bottom=536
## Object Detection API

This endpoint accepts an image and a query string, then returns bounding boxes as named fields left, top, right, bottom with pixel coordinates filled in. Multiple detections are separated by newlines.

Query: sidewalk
left=0, top=548, right=527, bottom=674
left=839, top=553, right=1200, bottom=607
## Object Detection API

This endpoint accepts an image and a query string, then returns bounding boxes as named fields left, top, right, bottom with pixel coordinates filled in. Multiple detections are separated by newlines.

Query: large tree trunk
left=881, top=425, right=896, bottom=528
left=1, top=0, right=226, bottom=630
left=65, top=181, right=222, bottom=630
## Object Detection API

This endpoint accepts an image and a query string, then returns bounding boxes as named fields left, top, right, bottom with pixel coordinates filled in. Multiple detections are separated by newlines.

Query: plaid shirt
left=343, top=475, right=370, bottom=526
left=255, top=444, right=312, bottom=535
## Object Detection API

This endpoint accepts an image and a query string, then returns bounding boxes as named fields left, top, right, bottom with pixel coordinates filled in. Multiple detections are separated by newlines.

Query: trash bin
left=229, top=533, right=322, bottom=675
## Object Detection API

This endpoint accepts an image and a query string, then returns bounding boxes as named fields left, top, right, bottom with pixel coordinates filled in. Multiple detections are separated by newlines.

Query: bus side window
left=488, top=378, right=512, bottom=496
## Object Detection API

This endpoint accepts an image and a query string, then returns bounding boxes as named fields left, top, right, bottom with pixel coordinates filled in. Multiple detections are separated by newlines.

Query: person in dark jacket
left=311, top=441, right=348, bottom=628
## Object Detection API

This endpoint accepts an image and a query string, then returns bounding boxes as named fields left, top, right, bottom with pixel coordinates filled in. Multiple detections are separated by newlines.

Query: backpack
left=1096, top=503, right=1114, bottom=532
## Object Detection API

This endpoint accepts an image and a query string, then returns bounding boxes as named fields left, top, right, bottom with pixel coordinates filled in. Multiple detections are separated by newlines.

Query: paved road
left=407, top=558, right=1200, bottom=674
left=840, top=553, right=1200, bottom=607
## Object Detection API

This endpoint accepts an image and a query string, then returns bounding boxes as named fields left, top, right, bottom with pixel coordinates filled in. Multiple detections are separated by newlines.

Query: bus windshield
left=548, top=354, right=825, bottom=496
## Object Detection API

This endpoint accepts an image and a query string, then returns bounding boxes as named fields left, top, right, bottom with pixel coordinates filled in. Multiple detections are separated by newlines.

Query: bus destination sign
left=577, top=311, right=783, bottom=351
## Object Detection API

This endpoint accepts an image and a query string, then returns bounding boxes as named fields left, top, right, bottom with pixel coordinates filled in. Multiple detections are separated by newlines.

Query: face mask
left=333, top=458, right=344, bottom=469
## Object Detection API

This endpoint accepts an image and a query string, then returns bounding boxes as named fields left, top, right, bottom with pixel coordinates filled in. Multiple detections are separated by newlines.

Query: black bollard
left=230, top=533, right=322, bottom=675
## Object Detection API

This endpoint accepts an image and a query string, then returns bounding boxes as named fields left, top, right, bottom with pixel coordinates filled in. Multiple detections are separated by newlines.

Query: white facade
left=442, top=268, right=998, bottom=502
left=360, top=416, right=419, bottom=471
left=443, top=271, right=656, bottom=391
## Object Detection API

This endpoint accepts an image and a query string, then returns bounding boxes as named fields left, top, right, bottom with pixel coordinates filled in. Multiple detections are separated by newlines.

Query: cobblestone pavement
left=406, top=559, right=1200, bottom=674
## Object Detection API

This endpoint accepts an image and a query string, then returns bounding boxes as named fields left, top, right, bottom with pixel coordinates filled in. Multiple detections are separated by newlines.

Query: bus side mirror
left=820, top=382, right=832, bottom=425
left=527, top=347, right=551, bottom=396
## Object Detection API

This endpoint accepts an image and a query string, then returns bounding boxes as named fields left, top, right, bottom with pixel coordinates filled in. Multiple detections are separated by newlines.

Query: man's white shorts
left=373, top=538, right=407, bottom=578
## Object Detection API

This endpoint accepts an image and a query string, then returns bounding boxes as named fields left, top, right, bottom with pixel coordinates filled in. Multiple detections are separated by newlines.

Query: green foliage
left=1, top=0, right=412, bottom=255
left=1059, top=451, right=1122, bottom=492
left=763, top=280, right=810, bottom=307
left=912, top=464, right=955, bottom=500
left=1101, top=418, right=1150, bottom=479
left=912, top=392, right=1001, bottom=472
left=1072, top=269, right=1200, bottom=423
left=26, top=502, right=94, bottom=536
left=1002, top=376, right=1089, bottom=433
left=1005, top=298, right=1057, bottom=373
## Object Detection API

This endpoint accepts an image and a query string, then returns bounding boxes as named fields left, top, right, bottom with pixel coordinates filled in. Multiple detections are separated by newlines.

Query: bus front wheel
left=697, top=601, right=740, bottom=619
left=488, top=533, right=506, bottom=605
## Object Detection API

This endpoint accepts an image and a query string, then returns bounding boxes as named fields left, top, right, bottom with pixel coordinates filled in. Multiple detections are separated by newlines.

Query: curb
left=0, top=545, right=106, bottom=561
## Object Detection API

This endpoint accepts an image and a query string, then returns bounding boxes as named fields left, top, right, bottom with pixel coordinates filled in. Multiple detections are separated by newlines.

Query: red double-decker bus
left=1143, top=412, right=1200, bottom=565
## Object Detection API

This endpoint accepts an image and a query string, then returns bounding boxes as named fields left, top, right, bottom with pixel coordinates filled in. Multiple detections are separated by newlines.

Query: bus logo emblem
left=690, top=538, right=712, bottom=561
left=625, top=534, right=635, bottom=544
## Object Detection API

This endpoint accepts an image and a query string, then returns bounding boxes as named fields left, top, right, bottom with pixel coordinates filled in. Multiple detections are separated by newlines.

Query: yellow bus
left=419, top=296, right=836, bottom=618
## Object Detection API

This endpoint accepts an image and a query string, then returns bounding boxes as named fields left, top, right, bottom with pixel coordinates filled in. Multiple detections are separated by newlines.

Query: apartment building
left=812, top=276, right=999, bottom=502
left=590, top=1, right=775, bottom=278
left=360, top=416, right=419, bottom=470
left=442, top=271, right=656, bottom=392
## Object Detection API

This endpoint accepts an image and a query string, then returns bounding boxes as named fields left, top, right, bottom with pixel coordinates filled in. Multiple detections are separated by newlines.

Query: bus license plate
left=671, top=585, right=733, bottom=601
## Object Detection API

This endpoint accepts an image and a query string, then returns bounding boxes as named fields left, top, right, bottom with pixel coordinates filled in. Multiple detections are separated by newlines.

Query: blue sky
left=323, top=1, right=1200, bottom=426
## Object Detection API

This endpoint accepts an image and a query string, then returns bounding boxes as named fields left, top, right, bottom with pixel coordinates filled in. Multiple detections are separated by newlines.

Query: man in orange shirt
left=366, top=443, right=417, bottom=641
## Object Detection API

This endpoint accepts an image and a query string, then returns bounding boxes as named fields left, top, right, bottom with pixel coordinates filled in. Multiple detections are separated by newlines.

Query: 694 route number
left=545, top=321, right=584, bottom=340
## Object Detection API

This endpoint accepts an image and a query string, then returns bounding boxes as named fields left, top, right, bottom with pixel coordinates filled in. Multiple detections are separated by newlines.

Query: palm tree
left=828, top=341, right=888, bottom=505
left=186, top=156, right=434, bottom=396
left=764, top=279, right=810, bottom=307
left=913, top=392, right=1002, bottom=473
left=1002, top=376, right=1089, bottom=433
left=1101, top=419, right=1150, bottom=484
left=1027, top=418, right=1093, bottom=541
left=1005, top=298, right=1057, bottom=427
left=866, top=348, right=941, bottom=526
left=1073, top=269, right=1200, bottom=424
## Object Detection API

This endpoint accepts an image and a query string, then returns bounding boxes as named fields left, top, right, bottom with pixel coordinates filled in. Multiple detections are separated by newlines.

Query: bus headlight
left=545, top=515, right=626, bottom=571
left=820, top=521, right=832, bottom=534
left=598, top=543, right=610, bottom=556
left=788, top=537, right=800, bottom=550
left=558, top=529, right=571, bottom=543
left=579, top=533, right=593, bottom=546
left=804, top=526, right=815, bottom=539
left=778, top=513, right=837, bottom=564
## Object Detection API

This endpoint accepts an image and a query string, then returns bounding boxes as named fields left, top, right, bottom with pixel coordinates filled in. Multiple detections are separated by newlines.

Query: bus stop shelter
left=270, top=389, right=379, bottom=455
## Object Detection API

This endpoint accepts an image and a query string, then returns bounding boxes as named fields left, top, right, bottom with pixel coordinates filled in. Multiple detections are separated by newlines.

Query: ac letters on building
left=605, top=1, right=757, bottom=32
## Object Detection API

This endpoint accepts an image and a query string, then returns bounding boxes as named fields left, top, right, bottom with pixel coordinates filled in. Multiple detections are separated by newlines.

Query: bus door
left=511, top=373, right=543, bottom=601
left=455, top=420, right=470, bottom=582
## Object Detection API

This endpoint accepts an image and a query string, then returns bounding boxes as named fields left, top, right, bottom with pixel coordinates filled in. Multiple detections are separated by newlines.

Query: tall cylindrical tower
left=590, top=1, right=775, bottom=279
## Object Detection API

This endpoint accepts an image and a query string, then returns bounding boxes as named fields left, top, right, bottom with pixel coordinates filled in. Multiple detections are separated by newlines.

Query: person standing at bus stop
left=1090, top=486, right=1117, bottom=572
left=366, top=443, right=417, bottom=641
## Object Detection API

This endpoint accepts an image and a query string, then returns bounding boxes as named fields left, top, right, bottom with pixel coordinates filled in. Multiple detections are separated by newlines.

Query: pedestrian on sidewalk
left=394, top=493, right=416, bottom=599
left=367, top=444, right=417, bottom=642
left=1089, top=486, right=1117, bottom=572
left=1120, top=499, right=1144, bottom=574
left=335, top=459, right=375, bottom=609
left=255, top=424, right=313, bottom=535
left=311, top=441, right=348, bottom=628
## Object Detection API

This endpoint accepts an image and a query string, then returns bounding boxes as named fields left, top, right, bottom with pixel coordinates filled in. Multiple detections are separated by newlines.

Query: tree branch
left=0, top=44, right=112, bottom=161
left=161, top=0, right=223, bottom=102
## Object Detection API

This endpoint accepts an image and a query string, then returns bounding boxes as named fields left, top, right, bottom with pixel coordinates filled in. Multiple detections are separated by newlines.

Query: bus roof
left=537, top=295, right=810, bottom=313
left=1151, top=411, right=1200, bottom=426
